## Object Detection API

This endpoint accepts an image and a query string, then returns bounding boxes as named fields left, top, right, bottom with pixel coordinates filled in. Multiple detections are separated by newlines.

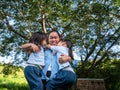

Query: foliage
left=113, top=0, right=120, bottom=6
left=0, top=65, right=29, bottom=90
left=75, top=59, right=120, bottom=90
left=1, top=64, right=22, bottom=76
left=0, top=0, right=120, bottom=77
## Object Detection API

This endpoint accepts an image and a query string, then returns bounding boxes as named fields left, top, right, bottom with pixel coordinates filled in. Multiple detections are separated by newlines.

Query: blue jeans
left=46, top=70, right=76, bottom=90
left=24, top=66, right=43, bottom=90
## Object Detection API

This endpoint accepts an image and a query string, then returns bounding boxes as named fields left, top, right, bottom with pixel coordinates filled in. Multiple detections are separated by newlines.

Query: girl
left=22, top=31, right=47, bottom=90
left=47, top=39, right=74, bottom=70
left=46, top=39, right=76, bottom=90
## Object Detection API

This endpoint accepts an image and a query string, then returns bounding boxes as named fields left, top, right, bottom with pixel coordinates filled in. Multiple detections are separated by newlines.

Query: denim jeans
left=24, top=66, right=43, bottom=90
left=46, top=70, right=76, bottom=90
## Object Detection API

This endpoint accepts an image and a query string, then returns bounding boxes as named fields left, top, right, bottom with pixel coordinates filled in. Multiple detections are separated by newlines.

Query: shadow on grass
left=0, top=82, right=29, bottom=90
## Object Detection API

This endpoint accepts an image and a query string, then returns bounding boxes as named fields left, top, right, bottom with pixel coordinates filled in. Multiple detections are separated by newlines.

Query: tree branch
left=84, top=38, right=98, bottom=62
left=2, top=12, right=29, bottom=40
left=42, top=14, right=47, bottom=33
left=95, top=31, right=120, bottom=66
left=46, top=19, right=57, bottom=31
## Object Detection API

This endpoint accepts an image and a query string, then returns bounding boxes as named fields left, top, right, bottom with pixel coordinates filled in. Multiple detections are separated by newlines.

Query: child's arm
left=47, top=44, right=56, bottom=55
left=22, top=43, right=40, bottom=52
left=49, top=46, right=68, bottom=56
left=22, top=43, right=32, bottom=49
left=47, top=44, right=62, bottom=52
left=51, top=46, right=67, bottom=53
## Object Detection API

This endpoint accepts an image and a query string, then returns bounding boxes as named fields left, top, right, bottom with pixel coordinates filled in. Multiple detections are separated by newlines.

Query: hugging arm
left=47, top=45, right=72, bottom=64
left=22, top=43, right=40, bottom=52
left=59, top=54, right=79, bottom=68
left=47, top=45, right=77, bottom=66
left=59, top=52, right=80, bottom=68
left=59, top=54, right=72, bottom=63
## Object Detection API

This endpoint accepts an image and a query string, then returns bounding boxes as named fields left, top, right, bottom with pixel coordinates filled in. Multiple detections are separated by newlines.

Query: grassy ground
left=0, top=65, right=29, bottom=90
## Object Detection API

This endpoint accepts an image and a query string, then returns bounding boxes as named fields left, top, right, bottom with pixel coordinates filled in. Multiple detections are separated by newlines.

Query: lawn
left=0, top=65, right=29, bottom=90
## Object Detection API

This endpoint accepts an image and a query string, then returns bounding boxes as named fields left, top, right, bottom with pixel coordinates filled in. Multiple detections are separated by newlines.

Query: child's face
left=42, top=39, right=47, bottom=48
left=57, top=41, right=67, bottom=47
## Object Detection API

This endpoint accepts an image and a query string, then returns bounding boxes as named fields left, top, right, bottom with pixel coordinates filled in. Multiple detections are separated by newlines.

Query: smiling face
left=48, top=31, right=61, bottom=46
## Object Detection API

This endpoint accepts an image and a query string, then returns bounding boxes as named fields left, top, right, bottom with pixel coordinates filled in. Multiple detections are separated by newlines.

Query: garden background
left=0, top=0, right=120, bottom=90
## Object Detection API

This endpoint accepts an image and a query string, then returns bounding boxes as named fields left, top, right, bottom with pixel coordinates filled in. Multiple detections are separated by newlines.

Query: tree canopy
left=0, top=0, right=120, bottom=76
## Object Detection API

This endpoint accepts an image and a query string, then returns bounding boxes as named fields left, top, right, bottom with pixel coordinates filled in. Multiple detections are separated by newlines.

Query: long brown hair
left=62, top=39, right=73, bottom=60
left=29, top=31, right=47, bottom=47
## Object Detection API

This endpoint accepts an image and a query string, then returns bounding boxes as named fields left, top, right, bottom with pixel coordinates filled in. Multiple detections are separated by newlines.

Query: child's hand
left=59, top=54, right=71, bottom=64
left=30, top=43, right=40, bottom=52
left=47, top=44, right=51, bottom=48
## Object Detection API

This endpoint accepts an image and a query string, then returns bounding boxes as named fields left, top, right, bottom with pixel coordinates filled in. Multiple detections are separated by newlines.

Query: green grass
left=0, top=65, right=29, bottom=90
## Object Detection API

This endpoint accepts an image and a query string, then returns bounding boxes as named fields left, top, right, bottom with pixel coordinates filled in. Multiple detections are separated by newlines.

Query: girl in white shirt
left=22, top=31, right=47, bottom=90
